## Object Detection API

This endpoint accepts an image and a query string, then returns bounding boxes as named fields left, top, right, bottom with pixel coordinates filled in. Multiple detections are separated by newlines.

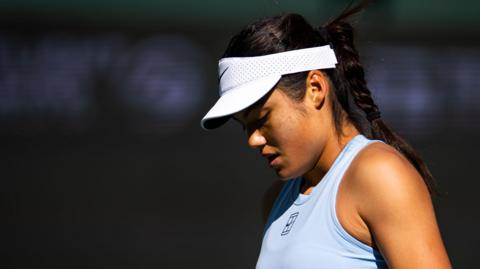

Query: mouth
left=266, top=154, right=280, bottom=167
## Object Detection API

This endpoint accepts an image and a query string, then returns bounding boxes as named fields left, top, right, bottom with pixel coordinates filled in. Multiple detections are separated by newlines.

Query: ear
left=305, top=70, right=330, bottom=109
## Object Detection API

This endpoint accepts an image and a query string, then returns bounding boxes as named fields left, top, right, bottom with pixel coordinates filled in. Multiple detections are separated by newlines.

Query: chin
left=275, top=168, right=301, bottom=181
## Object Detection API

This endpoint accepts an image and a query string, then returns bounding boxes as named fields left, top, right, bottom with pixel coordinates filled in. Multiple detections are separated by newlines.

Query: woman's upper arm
left=351, top=143, right=452, bottom=269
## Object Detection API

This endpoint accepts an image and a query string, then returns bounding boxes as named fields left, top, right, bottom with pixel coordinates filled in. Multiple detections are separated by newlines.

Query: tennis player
left=201, top=2, right=452, bottom=268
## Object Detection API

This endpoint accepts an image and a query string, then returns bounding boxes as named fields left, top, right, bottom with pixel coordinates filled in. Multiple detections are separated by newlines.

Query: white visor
left=200, top=45, right=337, bottom=130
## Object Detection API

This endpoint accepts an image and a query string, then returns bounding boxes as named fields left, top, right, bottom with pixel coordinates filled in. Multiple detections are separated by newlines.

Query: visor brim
left=200, top=75, right=281, bottom=130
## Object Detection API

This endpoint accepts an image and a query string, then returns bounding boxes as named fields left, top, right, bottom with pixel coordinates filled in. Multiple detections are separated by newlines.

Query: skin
left=233, top=70, right=452, bottom=269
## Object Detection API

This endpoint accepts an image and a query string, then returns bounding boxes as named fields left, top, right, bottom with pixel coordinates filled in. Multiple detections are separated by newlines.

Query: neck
left=301, top=124, right=359, bottom=194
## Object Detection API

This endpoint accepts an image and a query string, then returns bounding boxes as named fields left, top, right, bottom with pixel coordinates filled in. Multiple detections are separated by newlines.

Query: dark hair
left=222, top=1, right=437, bottom=195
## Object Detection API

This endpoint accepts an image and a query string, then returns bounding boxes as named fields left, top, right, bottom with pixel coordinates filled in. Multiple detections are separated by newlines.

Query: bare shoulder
left=345, top=141, right=430, bottom=205
left=343, top=141, right=451, bottom=267
left=343, top=142, right=451, bottom=268
left=342, top=141, right=434, bottom=231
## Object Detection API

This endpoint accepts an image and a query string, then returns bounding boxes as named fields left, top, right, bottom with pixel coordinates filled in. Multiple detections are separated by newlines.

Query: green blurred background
left=1, top=0, right=479, bottom=268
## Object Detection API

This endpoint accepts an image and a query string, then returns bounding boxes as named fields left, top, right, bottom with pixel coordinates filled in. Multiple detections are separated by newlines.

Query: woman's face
left=233, top=88, right=327, bottom=180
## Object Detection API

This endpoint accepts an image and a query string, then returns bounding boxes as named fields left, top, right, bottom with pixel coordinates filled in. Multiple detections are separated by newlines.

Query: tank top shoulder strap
left=326, top=135, right=385, bottom=251
left=328, top=135, right=385, bottom=192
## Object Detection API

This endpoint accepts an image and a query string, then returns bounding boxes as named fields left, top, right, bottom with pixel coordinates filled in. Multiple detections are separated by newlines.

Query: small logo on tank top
left=281, top=212, right=299, bottom=236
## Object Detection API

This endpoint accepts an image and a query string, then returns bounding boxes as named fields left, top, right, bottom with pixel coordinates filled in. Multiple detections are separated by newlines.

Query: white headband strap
left=218, top=45, right=337, bottom=96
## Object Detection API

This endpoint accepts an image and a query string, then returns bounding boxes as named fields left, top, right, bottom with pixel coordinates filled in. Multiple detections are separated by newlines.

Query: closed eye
left=257, top=112, right=269, bottom=127
left=233, top=111, right=270, bottom=134
left=249, top=111, right=269, bottom=131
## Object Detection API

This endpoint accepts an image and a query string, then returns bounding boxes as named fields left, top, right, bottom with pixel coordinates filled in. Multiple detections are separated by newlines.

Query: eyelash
left=245, top=112, right=269, bottom=132
left=258, top=113, right=269, bottom=126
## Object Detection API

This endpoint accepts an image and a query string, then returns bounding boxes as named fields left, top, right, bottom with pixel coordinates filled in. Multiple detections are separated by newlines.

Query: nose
left=247, top=129, right=267, bottom=149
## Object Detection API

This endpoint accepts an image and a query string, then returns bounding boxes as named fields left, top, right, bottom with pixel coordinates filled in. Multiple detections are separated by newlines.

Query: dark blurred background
left=1, top=0, right=479, bottom=268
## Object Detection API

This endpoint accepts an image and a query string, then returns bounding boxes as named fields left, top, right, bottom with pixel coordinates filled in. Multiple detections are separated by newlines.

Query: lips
left=267, top=154, right=278, bottom=162
left=263, top=153, right=280, bottom=166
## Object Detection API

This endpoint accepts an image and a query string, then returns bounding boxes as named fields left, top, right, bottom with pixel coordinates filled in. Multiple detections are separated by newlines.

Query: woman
left=200, top=2, right=452, bottom=268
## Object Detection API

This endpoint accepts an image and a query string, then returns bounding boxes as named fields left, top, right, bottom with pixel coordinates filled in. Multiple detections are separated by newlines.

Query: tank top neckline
left=294, top=134, right=366, bottom=205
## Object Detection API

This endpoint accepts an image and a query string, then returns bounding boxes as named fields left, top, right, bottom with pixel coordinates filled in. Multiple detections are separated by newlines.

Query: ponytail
left=323, top=1, right=437, bottom=194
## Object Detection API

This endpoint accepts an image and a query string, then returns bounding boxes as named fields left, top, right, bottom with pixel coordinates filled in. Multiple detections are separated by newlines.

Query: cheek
left=272, top=115, right=320, bottom=176
left=269, top=114, right=303, bottom=147
left=285, top=131, right=318, bottom=165
left=279, top=113, right=312, bottom=148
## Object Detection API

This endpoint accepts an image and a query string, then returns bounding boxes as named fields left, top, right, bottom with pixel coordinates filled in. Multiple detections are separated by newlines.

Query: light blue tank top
left=256, top=134, right=388, bottom=269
